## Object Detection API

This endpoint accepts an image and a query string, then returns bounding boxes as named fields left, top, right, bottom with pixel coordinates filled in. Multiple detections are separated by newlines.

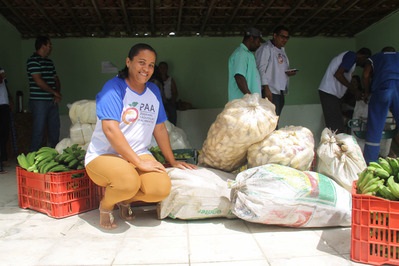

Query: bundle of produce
left=316, top=128, right=367, bottom=192
left=229, top=164, right=351, bottom=227
left=199, top=93, right=278, bottom=172
left=68, top=99, right=97, bottom=124
left=158, top=167, right=237, bottom=220
left=356, top=157, right=399, bottom=200
left=247, top=126, right=314, bottom=170
left=17, top=144, right=86, bottom=173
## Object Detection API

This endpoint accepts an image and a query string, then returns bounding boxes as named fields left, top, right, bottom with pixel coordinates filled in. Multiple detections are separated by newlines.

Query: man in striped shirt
left=27, top=36, right=62, bottom=151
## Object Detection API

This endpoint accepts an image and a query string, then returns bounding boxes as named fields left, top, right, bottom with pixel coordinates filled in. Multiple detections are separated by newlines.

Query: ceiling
left=1, top=0, right=399, bottom=39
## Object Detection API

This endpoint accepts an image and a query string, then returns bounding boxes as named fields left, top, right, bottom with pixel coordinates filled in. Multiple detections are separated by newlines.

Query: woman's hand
left=170, top=160, right=197, bottom=170
left=136, top=158, right=167, bottom=173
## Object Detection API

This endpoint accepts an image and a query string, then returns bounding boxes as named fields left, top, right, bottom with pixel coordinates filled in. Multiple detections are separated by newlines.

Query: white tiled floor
left=0, top=162, right=369, bottom=266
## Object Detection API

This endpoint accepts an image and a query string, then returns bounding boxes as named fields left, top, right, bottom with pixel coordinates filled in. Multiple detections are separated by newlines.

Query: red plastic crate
left=351, top=181, right=399, bottom=265
left=16, top=166, right=99, bottom=218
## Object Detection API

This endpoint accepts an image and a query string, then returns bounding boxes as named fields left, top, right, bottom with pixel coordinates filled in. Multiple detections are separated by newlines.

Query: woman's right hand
left=137, top=159, right=166, bottom=173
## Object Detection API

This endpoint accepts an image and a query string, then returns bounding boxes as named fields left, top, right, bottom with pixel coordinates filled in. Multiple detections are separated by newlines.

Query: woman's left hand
left=170, top=160, right=197, bottom=170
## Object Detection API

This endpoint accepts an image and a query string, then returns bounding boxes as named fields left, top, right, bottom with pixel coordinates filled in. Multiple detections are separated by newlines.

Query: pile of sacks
left=198, top=93, right=315, bottom=172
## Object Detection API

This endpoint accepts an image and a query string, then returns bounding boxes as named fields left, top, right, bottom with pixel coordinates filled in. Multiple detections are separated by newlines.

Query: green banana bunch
left=18, top=145, right=86, bottom=174
left=387, top=176, right=399, bottom=199
left=56, top=144, right=86, bottom=171
left=357, top=157, right=399, bottom=201
left=356, top=168, right=382, bottom=195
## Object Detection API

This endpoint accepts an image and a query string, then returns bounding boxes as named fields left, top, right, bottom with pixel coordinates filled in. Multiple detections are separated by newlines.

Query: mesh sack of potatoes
left=199, top=93, right=278, bottom=172
left=247, top=126, right=315, bottom=171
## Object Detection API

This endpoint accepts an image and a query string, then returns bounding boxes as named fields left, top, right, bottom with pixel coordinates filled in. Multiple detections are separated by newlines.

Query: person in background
left=228, top=27, right=263, bottom=101
left=0, top=67, right=13, bottom=173
left=27, top=36, right=62, bottom=152
left=318, top=47, right=371, bottom=133
left=158, top=61, right=178, bottom=125
left=255, top=25, right=297, bottom=128
left=342, top=75, right=363, bottom=132
left=85, top=43, right=196, bottom=230
left=362, top=46, right=399, bottom=163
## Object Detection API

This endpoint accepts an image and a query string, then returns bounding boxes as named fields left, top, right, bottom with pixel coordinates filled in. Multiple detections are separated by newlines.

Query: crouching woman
left=85, top=43, right=196, bottom=230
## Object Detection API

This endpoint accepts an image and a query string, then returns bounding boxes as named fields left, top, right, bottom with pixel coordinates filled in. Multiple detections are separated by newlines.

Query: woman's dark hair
left=118, top=43, right=157, bottom=79
left=35, top=36, right=50, bottom=50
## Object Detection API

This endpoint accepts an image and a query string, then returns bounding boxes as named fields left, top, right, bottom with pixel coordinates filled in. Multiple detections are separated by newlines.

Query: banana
left=35, top=152, right=57, bottom=163
left=36, top=147, right=58, bottom=156
left=63, top=154, right=77, bottom=163
left=374, top=168, right=391, bottom=179
left=359, top=173, right=379, bottom=194
left=36, top=156, right=55, bottom=169
left=369, top=161, right=383, bottom=169
left=363, top=180, right=383, bottom=195
left=378, top=185, right=398, bottom=200
left=41, top=160, right=60, bottom=173
left=26, top=152, right=36, bottom=167
left=361, top=176, right=380, bottom=192
left=17, top=154, right=30, bottom=170
left=68, top=159, right=79, bottom=169
left=387, top=157, right=399, bottom=177
left=27, top=164, right=38, bottom=172
left=387, top=176, right=399, bottom=198
left=47, top=164, right=69, bottom=172
left=356, top=170, right=369, bottom=190
left=357, top=170, right=375, bottom=193
left=378, top=157, right=393, bottom=175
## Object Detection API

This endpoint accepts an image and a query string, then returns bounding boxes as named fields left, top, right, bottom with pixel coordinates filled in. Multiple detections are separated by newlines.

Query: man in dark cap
left=228, top=27, right=263, bottom=101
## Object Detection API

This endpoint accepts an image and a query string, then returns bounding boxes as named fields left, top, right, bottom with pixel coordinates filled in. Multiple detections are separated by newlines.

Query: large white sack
left=247, top=125, right=314, bottom=170
left=229, top=164, right=352, bottom=227
left=199, top=93, right=278, bottom=172
left=150, top=120, right=192, bottom=149
left=69, top=122, right=86, bottom=145
left=69, top=99, right=97, bottom=124
left=158, top=167, right=237, bottom=220
left=316, top=128, right=367, bottom=192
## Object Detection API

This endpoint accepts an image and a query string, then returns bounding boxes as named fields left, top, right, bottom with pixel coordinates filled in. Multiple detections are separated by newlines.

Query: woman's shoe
left=117, top=202, right=135, bottom=221
left=99, top=208, right=117, bottom=229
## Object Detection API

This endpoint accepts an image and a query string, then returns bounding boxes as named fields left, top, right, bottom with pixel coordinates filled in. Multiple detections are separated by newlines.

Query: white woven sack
left=229, top=164, right=351, bottom=227
left=158, top=167, right=237, bottom=220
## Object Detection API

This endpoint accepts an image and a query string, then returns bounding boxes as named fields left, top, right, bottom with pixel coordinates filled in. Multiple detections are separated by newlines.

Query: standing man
left=27, top=36, right=62, bottom=151
left=0, top=67, right=12, bottom=173
left=228, top=27, right=263, bottom=101
left=362, top=47, right=399, bottom=163
left=255, top=25, right=296, bottom=127
left=318, top=47, right=371, bottom=133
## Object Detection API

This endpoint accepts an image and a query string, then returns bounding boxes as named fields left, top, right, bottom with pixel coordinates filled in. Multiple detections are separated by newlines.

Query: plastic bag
left=316, top=128, right=367, bottom=192
left=229, top=164, right=351, bottom=227
left=158, top=167, right=237, bottom=220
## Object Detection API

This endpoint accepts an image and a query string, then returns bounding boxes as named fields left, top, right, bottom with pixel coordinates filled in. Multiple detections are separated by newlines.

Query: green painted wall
left=356, top=10, right=399, bottom=54
left=2, top=11, right=399, bottom=115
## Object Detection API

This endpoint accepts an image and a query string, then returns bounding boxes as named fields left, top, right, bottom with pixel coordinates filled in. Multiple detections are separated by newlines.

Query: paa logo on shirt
left=122, top=102, right=139, bottom=124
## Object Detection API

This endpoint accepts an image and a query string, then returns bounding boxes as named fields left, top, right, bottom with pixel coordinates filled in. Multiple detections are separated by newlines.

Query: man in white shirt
left=318, top=48, right=371, bottom=133
left=255, top=25, right=297, bottom=128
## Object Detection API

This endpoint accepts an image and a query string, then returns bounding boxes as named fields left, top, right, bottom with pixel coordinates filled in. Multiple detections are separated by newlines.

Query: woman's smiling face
left=126, top=49, right=156, bottom=85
